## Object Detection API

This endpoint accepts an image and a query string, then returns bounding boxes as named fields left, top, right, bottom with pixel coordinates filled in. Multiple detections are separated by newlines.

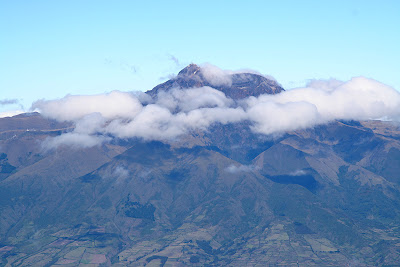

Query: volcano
left=1, top=65, right=400, bottom=266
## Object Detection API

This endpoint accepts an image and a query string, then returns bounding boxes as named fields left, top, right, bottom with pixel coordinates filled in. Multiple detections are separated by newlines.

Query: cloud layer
left=32, top=69, right=400, bottom=148
left=246, top=77, right=400, bottom=134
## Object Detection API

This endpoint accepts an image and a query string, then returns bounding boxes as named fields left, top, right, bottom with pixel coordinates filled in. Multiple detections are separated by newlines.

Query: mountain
left=1, top=65, right=400, bottom=266
left=147, top=64, right=284, bottom=99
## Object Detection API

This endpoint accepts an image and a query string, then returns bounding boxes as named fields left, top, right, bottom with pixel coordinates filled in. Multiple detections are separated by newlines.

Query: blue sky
left=1, top=0, right=399, bottom=113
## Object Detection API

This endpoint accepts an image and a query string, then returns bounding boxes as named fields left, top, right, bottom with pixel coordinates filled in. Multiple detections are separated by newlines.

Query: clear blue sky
left=1, top=0, right=399, bottom=113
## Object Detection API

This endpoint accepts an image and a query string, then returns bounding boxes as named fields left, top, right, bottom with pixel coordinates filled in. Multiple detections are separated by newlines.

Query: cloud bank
left=32, top=68, right=400, bottom=148
left=246, top=77, right=400, bottom=134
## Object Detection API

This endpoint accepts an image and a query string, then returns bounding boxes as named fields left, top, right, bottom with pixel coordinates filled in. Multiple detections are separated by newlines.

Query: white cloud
left=225, top=164, right=258, bottom=173
left=156, top=86, right=233, bottom=112
left=32, top=69, right=400, bottom=149
left=200, top=64, right=233, bottom=87
left=104, top=104, right=246, bottom=141
left=32, top=91, right=142, bottom=121
left=245, top=76, right=400, bottom=135
left=114, top=166, right=129, bottom=179
left=74, top=113, right=107, bottom=135
left=289, top=169, right=307, bottom=176
left=42, top=133, right=110, bottom=150
left=200, top=63, right=279, bottom=86
left=96, top=165, right=130, bottom=183
left=247, top=100, right=321, bottom=134
left=0, top=99, right=19, bottom=106
left=105, top=104, right=184, bottom=140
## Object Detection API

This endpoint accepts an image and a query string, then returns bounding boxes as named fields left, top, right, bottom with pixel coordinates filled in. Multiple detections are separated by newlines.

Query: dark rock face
left=177, top=63, right=202, bottom=76
left=147, top=64, right=284, bottom=99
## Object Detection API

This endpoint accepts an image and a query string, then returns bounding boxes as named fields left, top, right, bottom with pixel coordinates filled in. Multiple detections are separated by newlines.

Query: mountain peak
left=177, top=63, right=201, bottom=76
left=147, top=64, right=285, bottom=99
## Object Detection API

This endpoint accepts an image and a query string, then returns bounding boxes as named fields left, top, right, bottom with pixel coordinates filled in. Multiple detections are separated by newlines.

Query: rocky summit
left=0, top=66, right=400, bottom=266
left=147, top=64, right=284, bottom=99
